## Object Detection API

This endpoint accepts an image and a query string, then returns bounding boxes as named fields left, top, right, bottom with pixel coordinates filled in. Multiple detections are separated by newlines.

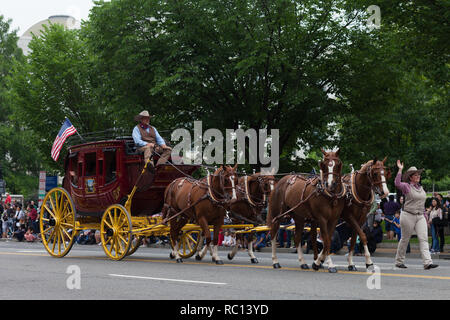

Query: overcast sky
left=0, top=0, right=100, bottom=35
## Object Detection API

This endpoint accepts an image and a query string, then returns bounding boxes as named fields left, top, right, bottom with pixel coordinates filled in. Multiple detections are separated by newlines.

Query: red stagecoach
left=40, top=132, right=201, bottom=260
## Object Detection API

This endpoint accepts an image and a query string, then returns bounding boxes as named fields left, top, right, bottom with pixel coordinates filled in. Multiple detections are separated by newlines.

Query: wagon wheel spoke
left=59, top=229, right=67, bottom=250
left=61, top=226, right=71, bottom=240
left=117, top=237, right=125, bottom=254
left=103, top=219, right=113, bottom=230
left=43, top=205, right=57, bottom=220
left=186, top=233, right=197, bottom=245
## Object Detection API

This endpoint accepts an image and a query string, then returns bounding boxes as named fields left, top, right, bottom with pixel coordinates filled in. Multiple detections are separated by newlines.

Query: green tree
left=0, top=15, right=43, bottom=199
left=83, top=0, right=386, bottom=172
left=9, top=23, right=112, bottom=171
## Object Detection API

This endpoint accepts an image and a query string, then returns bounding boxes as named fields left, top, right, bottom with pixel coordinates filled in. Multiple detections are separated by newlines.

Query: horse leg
left=313, top=218, right=336, bottom=272
left=357, top=224, right=373, bottom=269
left=310, top=221, right=319, bottom=261
left=293, top=216, right=309, bottom=269
left=194, top=234, right=204, bottom=260
left=227, top=234, right=239, bottom=260
left=247, top=234, right=258, bottom=264
left=347, top=230, right=357, bottom=271
left=211, top=223, right=223, bottom=265
left=168, top=214, right=184, bottom=263
left=195, top=218, right=210, bottom=261
left=270, top=224, right=281, bottom=269
left=228, top=235, right=240, bottom=260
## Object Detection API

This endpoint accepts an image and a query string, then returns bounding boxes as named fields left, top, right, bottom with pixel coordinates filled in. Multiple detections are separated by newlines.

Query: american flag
left=51, top=118, right=77, bottom=161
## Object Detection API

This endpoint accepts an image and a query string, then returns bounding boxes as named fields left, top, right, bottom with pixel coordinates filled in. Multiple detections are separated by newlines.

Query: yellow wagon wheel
left=100, top=204, right=132, bottom=261
left=126, top=235, right=143, bottom=256
left=39, top=187, right=77, bottom=258
left=177, top=229, right=201, bottom=259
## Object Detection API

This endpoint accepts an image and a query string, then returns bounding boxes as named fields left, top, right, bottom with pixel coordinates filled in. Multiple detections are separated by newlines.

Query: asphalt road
left=1, top=240, right=449, bottom=301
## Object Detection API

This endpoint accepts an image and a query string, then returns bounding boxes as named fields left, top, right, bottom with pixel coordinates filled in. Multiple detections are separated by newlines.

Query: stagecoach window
left=69, top=153, right=79, bottom=185
left=104, top=150, right=116, bottom=183
left=85, top=153, right=97, bottom=176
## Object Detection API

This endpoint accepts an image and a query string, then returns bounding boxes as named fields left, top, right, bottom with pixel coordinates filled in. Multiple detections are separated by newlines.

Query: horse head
left=212, top=164, right=238, bottom=201
left=319, top=148, right=343, bottom=194
left=368, top=156, right=390, bottom=198
left=257, top=174, right=276, bottom=197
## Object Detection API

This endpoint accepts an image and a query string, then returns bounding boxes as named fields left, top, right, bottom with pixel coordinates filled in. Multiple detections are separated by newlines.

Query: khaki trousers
left=138, top=144, right=171, bottom=166
left=394, top=211, right=433, bottom=266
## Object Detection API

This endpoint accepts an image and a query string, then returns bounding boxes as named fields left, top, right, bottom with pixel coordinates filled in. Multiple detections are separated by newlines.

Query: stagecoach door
left=81, top=151, right=101, bottom=211
left=97, top=148, right=118, bottom=207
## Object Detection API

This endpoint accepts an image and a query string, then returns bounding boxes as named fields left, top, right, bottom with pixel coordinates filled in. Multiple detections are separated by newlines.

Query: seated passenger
left=132, top=110, right=172, bottom=169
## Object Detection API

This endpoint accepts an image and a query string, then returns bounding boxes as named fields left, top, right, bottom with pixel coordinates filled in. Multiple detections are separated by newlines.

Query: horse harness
left=272, top=173, right=346, bottom=224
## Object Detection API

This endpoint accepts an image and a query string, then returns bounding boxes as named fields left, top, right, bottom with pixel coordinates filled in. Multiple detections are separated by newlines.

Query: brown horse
left=341, top=157, right=391, bottom=271
left=267, top=148, right=346, bottom=273
left=162, top=165, right=238, bottom=264
left=227, top=172, right=276, bottom=263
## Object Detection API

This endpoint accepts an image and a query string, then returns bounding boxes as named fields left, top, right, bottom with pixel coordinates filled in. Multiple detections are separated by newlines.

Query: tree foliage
left=4, top=0, right=450, bottom=196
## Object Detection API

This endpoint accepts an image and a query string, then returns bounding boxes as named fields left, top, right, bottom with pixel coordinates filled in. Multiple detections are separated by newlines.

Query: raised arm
left=395, top=160, right=410, bottom=195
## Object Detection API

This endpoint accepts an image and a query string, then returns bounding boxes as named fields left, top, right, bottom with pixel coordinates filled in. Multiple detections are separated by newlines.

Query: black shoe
left=424, top=264, right=438, bottom=270
left=395, top=263, right=407, bottom=269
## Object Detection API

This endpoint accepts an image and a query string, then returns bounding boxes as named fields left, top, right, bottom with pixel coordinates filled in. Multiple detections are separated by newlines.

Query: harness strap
left=350, top=171, right=374, bottom=206
left=272, top=178, right=317, bottom=224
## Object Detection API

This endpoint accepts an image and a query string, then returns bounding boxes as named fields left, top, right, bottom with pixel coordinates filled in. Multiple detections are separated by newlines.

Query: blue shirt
left=132, top=125, right=165, bottom=147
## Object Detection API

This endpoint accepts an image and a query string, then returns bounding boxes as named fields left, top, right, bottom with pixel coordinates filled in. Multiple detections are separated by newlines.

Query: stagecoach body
left=40, top=134, right=207, bottom=260
left=62, top=137, right=198, bottom=217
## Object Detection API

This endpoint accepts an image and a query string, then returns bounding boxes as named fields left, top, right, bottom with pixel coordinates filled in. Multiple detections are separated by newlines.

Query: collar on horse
left=348, top=161, right=387, bottom=206
left=349, top=170, right=374, bottom=206
left=243, top=175, right=268, bottom=208
left=317, top=172, right=346, bottom=200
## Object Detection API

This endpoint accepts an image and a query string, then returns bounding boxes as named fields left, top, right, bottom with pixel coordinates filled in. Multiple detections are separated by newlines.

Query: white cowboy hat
left=134, top=110, right=153, bottom=121
left=402, top=166, right=424, bottom=182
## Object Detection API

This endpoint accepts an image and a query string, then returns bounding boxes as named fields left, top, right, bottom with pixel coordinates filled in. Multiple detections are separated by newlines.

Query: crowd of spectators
left=0, top=195, right=40, bottom=242
left=1, top=190, right=448, bottom=255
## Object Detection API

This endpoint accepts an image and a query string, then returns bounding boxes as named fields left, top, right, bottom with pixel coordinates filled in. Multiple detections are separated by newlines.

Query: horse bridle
left=350, top=163, right=389, bottom=205
left=243, top=175, right=275, bottom=207
left=207, top=168, right=237, bottom=203
left=319, top=157, right=345, bottom=198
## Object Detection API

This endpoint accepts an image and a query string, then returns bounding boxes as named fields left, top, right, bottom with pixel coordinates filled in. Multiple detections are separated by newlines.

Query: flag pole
left=65, top=117, right=85, bottom=142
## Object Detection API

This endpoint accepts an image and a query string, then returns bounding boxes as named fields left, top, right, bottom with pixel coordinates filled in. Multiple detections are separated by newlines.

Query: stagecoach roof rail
left=65, top=128, right=172, bottom=146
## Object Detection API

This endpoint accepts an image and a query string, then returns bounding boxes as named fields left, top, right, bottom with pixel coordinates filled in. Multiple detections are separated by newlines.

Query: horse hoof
left=312, top=262, right=320, bottom=271
left=176, top=258, right=183, bottom=263
left=348, top=265, right=357, bottom=271
left=195, top=255, right=202, bottom=261
left=169, top=252, right=175, bottom=259
left=300, top=264, right=310, bottom=270
left=251, top=258, right=258, bottom=264
left=227, top=253, right=234, bottom=260
left=328, top=267, right=338, bottom=273
left=215, top=260, right=224, bottom=265
left=366, top=263, right=374, bottom=269
left=273, top=263, right=281, bottom=269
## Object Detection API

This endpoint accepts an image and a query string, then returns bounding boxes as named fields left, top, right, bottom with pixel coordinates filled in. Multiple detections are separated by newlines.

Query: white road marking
left=108, top=274, right=227, bottom=285
left=17, top=250, right=48, bottom=253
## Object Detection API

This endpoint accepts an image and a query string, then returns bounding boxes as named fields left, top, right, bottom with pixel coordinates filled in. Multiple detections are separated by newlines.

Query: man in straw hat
left=393, top=160, right=438, bottom=270
left=132, top=110, right=172, bottom=170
